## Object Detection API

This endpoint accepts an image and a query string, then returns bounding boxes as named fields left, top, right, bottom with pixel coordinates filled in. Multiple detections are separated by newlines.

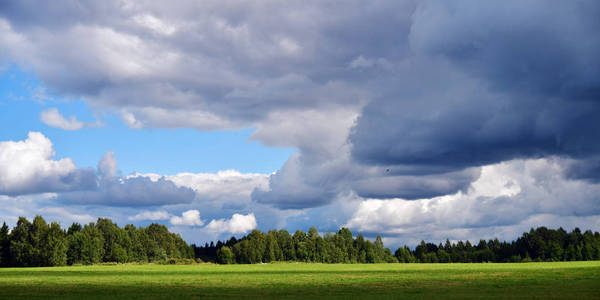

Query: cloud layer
left=1, top=1, right=599, bottom=245
left=351, top=1, right=600, bottom=177
left=345, top=157, right=600, bottom=245
left=0, top=133, right=196, bottom=207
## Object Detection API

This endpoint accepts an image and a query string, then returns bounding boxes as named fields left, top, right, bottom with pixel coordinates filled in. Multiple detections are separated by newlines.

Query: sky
left=0, top=0, right=599, bottom=248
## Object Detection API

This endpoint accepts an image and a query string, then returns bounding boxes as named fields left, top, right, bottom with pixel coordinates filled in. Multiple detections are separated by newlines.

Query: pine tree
left=0, top=222, right=9, bottom=266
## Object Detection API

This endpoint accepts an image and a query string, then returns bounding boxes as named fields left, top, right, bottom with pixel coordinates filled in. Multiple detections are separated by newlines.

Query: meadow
left=0, top=262, right=598, bottom=299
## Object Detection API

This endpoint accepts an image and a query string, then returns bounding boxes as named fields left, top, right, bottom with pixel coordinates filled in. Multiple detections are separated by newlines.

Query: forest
left=198, top=226, right=600, bottom=264
left=0, top=215, right=599, bottom=267
left=0, top=216, right=194, bottom=267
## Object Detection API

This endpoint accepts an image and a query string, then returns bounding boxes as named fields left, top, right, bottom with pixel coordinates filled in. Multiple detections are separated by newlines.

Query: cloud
left=348, top=55, right=392, bottom=70
left=350, top=1, right=600, bottom=177
left=132, top=14, right=176, bottom=36
left=0, top=132, right=196, bottom=206
left=345, top=157, right=600, bottom=246
left=97, top=151, right=118, bottom=179
left=130, top=170, right=269, bottom=210
left=40, top=108, right=84, bottom=130
left=353, top=167, right=481, bottom=200
left=1, top=0, right=600, bottom=229
left=128, top=210, right=171, bottom=221
left=252, top=154, right=340, bottom=209
left=54, top=149, right=197, bottom=207
left=40, top=108, right=103, bottom=130
left=0, top=132, right=96, bottom=195
left=39, top=207, right=96, bottom=225
left=170, top=210, right=204, bottom=226
left=205, top=213, right=257, bottom=234
left=0, top=193, right=98, bottom=227
left=58, top=173, right=196, bottom=207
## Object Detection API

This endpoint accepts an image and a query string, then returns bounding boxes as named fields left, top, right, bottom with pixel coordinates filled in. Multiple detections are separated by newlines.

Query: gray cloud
left=130, top=170, right=269, bottom=210
left=56, top=151, right=197, bottom=207
left=353, top=168, right=481, bottom=200
left=252, top=154, right=340, bottom=209
left=351, top=1, right=600, bottom=176
left=345, top=157, right=600, bottom=247
left=58, top=176, right=195, bottom=207
left=0, top=1, right=407, bottom=127
left=1, top=0, right=600, bottom=217
left=0, top=133, right=195, bottom=206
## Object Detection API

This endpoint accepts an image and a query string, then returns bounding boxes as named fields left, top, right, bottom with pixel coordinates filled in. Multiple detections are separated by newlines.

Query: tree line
left=206, top=227, right=397, bottom=264
left=1, top=215, right=599, bottom=267
left=395, top=227, right=600, bottom=263
left=0, top=216, right=194, bottom=267
left=195, top=226, right=600, bottom=264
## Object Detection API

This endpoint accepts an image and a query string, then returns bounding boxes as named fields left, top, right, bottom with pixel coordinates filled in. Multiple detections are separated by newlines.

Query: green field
left=0, top=262, right=599, bottom=299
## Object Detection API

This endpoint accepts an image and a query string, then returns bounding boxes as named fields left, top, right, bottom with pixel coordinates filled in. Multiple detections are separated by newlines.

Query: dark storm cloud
left=353, top=168, right=481, bottom=200
left=562, top=158, right=600, bottom=183
left=351, top=0, right=600, bottom=179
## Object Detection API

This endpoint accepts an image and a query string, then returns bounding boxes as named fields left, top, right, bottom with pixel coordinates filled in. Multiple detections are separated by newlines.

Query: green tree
left=264, top=231, right=282, bottom=262
left=365, top=240, right=377, bottom=263
left=276, top=230, right=296, bottom=261
left=67, top=223, right=82, bottom=235
left=232, top=240, right=250, bottom=264
left=9, top=217, right=34, bottom=267
left=125, top=224, right=147, bottom=262
left=30, top=215, right=49, bottom=266
left=306, top=227, right=319, bottom=262
left=374, top=235, right=385, bottom=263
left=355, top=234, right=367, bottom=263
left=81, top=223, right=105, bottom=264
left=67, top=231, right=86, bottom=265
left=394, top=246, right=415, bottom=263
left=0, top=222, right=9, bottom=266
left=97, top=218, right=131, bottom=263
left=217, top=246, right=235, bottom=264
left=437, top=249, right=451, bottom=263
left=293, top=230, right=308, bottom=261
left=44, top=222, right=67, bottom=266
left=341, top=228, right=358, bottom=263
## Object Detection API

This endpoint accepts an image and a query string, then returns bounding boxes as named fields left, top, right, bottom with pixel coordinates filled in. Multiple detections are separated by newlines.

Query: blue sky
left=0, top=66, right=294, bottom=175
left=0, top=1, right=599, bottom=248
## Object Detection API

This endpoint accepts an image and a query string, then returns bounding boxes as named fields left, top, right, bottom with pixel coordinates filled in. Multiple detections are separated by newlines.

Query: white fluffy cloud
left=0, top=132, right=95, bottom=195
left=205, top=213, right=257, bottom=234
left=97, top=151, right=118, bottom=179
left=130, top=170, right=269, bottom=209
left=129, top=210, right=171, bottom=221
left=170, top=209, right=204, bottom=226
left=345, top=157, right=600, bottom=246
left=40, top=108, right=85, bottom=130
left=40, top=108, right=102, bottom=131
left=0, top=134, right=195, bottom=205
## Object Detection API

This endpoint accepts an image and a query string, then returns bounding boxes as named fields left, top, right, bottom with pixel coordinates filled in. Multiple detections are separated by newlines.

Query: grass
left=0, top=262, right=599, bottom=299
